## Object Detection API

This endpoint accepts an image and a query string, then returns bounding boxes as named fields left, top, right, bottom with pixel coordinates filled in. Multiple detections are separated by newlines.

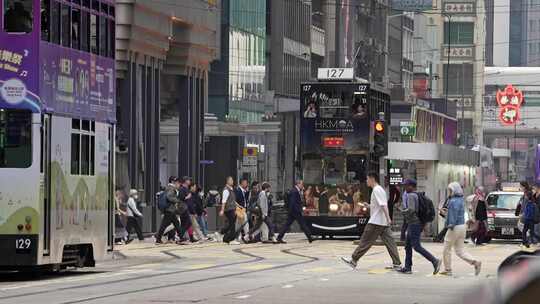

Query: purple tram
left=0, top=0, right=115, bottom=270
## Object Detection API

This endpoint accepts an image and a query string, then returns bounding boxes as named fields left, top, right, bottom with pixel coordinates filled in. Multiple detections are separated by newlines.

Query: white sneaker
left=214, top=232, right=223, bottom=242
left=228, top=240, right=241, bottom=245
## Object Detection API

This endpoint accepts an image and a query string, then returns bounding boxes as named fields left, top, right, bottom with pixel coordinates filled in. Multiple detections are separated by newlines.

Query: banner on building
left=391, top=0, right=433, bottom=11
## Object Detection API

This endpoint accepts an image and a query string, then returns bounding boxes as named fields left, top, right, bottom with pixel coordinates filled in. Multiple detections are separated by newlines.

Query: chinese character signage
left=391, top=0, right=433, bottom=11
left=496, top=84, right=523, bottom=126
left=389, top=168, right=404, bottom=185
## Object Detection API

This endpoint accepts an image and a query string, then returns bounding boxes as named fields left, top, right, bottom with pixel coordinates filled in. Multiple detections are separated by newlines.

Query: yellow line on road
left=241, top=264, right=275, bottom=270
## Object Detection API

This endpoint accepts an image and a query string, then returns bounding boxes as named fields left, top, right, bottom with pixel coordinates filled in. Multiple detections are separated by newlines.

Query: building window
left=3, top=0, right=33, bottom=33
left=443, top=64, right=473, bottom=95
left=71, top=119, right=95, bottom=176
left=108, top=19, right=115, bottom=58
left=99, top=14, right=107, bottom=56
left=444, top=22, right=474, bottom=45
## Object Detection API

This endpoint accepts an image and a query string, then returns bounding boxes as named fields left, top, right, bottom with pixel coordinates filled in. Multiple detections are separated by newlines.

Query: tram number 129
left=15, top=238, right=32, bottom=253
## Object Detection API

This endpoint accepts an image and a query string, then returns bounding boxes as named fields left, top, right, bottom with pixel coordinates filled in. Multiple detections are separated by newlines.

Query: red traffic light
left=374, top=121, right=385, bottom=132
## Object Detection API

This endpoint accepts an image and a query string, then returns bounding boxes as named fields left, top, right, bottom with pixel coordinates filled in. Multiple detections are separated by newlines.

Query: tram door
left=41, top=114, right=52, bottom=255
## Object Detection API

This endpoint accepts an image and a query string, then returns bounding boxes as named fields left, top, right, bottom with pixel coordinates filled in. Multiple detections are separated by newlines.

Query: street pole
left=461, top=64, right=465, bottom=146
left=514, top=122, right=517, bottom=181
left=444, top=13, right=452, bottom=107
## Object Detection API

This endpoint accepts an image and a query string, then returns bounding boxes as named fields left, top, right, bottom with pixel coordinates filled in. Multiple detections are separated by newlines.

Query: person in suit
left=234, top=178, right=250, bottom=241
left=276, top=180, right=314, bottom=244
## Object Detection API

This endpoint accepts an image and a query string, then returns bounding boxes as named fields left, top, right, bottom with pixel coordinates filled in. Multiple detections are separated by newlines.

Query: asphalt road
left=0, top=235, right=527, bottom=304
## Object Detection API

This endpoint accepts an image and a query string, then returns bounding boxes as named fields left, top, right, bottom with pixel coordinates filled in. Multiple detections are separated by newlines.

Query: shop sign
left=496, top=84, right=524, bottom=126
left=400, top=121, right=416, bottom=137
left=389, top=168, right=404, bottom=185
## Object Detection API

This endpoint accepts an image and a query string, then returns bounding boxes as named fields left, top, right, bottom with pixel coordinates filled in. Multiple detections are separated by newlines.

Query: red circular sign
left=496, top=85, right=523, bottom=126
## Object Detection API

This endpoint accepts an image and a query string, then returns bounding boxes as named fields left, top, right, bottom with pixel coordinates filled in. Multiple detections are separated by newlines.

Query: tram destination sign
left=317, top=68, right=354, bottom=81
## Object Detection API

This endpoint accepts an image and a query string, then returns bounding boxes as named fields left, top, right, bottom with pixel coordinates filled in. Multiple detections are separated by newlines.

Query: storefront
left=388, top=142, right=479, bottom=235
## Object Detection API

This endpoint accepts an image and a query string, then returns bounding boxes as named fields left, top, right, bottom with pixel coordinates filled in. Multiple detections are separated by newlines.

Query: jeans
left=443, top=225, right=477, bottom=271
left=196, top=215, right=208, bottom=236
left=400, top=221, right=408, bottom=242
left=404, top=223, right=437, bottom=270
left=522, top=220, right=540, bottom=246
left=277, top=212, right=312, bottom=241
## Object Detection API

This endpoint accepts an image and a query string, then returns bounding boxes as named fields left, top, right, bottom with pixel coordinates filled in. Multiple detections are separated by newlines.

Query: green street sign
left=400, top=121, right=416, bottom=137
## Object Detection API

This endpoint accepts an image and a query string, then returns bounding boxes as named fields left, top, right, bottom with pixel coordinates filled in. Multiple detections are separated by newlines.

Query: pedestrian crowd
left=114, top=175, right=313, bottom=246
left=342, top=173, right=482, bottom=276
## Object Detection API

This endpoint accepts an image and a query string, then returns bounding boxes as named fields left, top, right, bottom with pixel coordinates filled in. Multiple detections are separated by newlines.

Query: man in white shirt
left=125, top=189, right=144, bottom=243
left=341, top=172, right=402, bottom=269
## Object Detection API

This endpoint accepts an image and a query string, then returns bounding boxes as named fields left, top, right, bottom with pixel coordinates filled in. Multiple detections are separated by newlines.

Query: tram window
left=90, top=136, right=95, bottom=175
left=41, top=0, right=50, bottom=41
left=90, top=13, right=98, bottom=54
left=60, top=4, right=70, bottom=47
left=90, top=121, right=95, bottom=132
left=72, top=118, right=80, bottom=129
left=71, top=133, right=80, bottom=175
left=101, top=3, right=108, bottom=14
left=80, top=10, right=89, bottom=52
left=82, top=0, right=90, bottom=8
left=108, top=19, right=115, bottom=58
left=81, top=119, right=90, bottom=131
left=71, top=8, right=80, bottom=49
left=3, top=0, right=33, bottom=33
left=81, top=134, right=89, bottom=175
left=91, top=0, right=99, bottom=11
left=0, top=110, right=32, bottom=168
left=50, top=0, right=60, bottom=44
left=110, top=6, right=115, bottom=17
left=99, top=15, right=107, bottom=56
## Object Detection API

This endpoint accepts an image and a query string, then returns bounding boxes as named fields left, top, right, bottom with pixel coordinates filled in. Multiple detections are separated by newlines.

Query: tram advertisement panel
left=0, top=0, right=40, bottom=113
left=39, top=43, right=116, bottom=122
left=300, top=82, right=370, bottom=154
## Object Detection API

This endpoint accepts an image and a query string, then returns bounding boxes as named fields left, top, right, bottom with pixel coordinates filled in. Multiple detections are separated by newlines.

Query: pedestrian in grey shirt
left=399, top=179, right=441, bottom=275
left=248, top=182, right=276, bottom=243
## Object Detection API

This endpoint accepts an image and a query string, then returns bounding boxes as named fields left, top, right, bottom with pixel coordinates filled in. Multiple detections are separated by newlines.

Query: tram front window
left=3, top=0, right=33, bottom=33
left=0, top=109, right=32, bottom=168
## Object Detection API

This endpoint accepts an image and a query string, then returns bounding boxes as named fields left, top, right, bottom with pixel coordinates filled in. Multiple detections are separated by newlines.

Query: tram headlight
left=329, top=203, right=339, bottom=212
left=25, top=224, right=32, bottom=231
left=17, top=224, right=23, bottom=231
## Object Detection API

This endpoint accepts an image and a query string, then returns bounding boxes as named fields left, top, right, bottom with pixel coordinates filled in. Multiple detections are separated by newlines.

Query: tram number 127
left=15, top=238, right=32, bottom=253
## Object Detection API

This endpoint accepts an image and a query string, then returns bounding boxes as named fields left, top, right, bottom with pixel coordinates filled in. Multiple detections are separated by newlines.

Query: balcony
left=443, top=1, right=476, bottom=14
left=311, top=26, right=325, bottom=57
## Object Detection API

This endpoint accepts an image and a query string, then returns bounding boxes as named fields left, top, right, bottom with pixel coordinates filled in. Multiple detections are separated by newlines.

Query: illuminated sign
left=496, top=84, right=524, bottom=126
left=322, top=136, right=344, bottom=148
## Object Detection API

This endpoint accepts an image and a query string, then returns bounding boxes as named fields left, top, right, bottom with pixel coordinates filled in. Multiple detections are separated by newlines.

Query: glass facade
left=228, top=0, right=266, bottom=123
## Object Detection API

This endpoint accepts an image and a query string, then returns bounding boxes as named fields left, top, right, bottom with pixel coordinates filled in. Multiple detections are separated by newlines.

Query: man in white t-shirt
left=341, top=172, right=402, bottom=269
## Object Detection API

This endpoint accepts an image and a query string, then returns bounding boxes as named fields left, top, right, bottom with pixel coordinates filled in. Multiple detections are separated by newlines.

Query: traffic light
left=373, top=120, right=388, bottom=157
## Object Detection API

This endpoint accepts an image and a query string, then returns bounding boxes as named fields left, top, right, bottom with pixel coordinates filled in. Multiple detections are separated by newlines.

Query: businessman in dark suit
left=277, top=180, right=314, bottom=244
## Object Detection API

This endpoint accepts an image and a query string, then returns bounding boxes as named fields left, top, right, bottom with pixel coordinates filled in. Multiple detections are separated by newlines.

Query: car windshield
left=486, top=194, right=522, bottom=210
left=0, top=109, right=32, bottom=168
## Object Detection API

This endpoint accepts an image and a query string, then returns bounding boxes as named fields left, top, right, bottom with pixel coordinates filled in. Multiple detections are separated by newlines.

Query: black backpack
left=417, top=192, right=435, bottom=224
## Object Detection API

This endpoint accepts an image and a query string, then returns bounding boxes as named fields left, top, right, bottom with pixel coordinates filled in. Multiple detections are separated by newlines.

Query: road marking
left=235, top=295, right=251, bottom=299
left=319, top=278, right=329, bottom=281
left=242, top=264, right=275, bottom=270
left=185, top=263, right=217, bottom=269
left=282, top=284, right=294, bottom=289
left=304, top=267, right=332, bottom=273
left=368, top=269, right=391, bottom=275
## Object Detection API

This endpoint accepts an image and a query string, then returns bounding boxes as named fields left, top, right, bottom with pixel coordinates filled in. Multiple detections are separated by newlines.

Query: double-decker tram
left=0, top=0, right=115, bottom=270
left=300, top=70, right=390, bottom=238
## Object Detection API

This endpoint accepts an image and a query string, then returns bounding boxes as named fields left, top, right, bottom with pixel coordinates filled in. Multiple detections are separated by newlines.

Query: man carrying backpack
left=399, top=179, right=441, bottom=275
left=154, top=176, right=190, bottom=245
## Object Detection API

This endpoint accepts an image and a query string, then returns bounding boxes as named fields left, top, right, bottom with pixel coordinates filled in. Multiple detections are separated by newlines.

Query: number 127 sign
left=317, top=68, right=354, bottom=80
